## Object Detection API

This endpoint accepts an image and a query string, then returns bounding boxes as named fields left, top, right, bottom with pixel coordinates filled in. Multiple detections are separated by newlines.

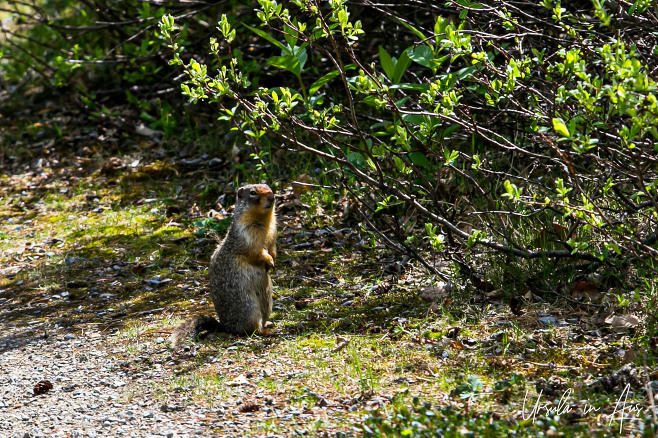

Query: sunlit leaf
left=552, top=117, right=571, bottom=137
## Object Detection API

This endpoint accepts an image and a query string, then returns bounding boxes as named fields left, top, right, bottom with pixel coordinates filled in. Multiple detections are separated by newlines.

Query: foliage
left=359, top=397, right=591, bottom=437
left=193, top=217, right=231, bottom=237
left=452, top=375, right=483, bottom=403
left=361, top=396, right=658, bottom=437
left=159, top=0, right=657, bottom=290
left=0, top=0, right=240, bottom=96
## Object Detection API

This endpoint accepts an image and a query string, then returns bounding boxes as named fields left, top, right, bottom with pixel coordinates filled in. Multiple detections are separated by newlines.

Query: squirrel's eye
left=250, top=190, right=257, bottom=196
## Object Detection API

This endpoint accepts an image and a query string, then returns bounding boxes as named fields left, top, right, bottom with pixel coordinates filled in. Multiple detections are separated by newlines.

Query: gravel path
left=0, top=319, right=292, bottom=438
left=0, top=323, right=204, bottom=438
left=0, top=314, right=348, bottom=438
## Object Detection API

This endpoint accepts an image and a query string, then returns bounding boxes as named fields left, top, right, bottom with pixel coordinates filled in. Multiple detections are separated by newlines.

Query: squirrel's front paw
left=262, top=250, right=275, bottom=270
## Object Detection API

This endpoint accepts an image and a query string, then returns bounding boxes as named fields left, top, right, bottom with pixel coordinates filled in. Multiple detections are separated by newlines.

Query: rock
left=538, top=316, right=557, bottom=326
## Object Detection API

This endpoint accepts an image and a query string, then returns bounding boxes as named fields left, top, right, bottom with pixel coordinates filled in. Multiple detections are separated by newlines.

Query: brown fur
left=170, top=184, right=276, bottom=349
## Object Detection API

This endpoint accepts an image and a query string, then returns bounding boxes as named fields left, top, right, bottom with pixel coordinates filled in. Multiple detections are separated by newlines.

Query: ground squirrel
left=170, top=183, right=276, bottom=348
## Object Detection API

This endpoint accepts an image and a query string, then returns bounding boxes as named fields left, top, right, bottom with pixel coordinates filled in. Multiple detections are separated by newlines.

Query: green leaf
left=309, top=64, right=356, bottom=96
left=441, top=124, right=461, bottom=139
left=395, top=18, right=427, bottom=41
left=407, top=45, right=434, bottom=68
left=347, top=152, right=365, bottom=166
left=362, top=95, right=380, bottom=107
left=393, top=156, right=407, bottom=172
left=389, top=83, right=430, bottom=91
left=283, top=24, right=298, bottom=49
left=378, top=46, right=395, bottom=81
left=392, top=49, right=412, bottom=84
left=455, top=65, right=478, bottom=80
left=401, top=114, right=425, bottom=124
left=296, top=46, right=308, bottom=70
left=434, top=16, right=449, bottom=36
left=444, top=149, right=459, bottom=166
left=310, top=71, right=341, bottom=96
left=243, top=24, right=288, bottom=54
left=409, top=152, right=431, bottom=167
left=454, top=0, right=484, bottom=8
left=268, top=55, right=301, bottom=77
left=395, top=96, right=411, bottom=108
left=502, top=180, right=522, bottom=201
left=552, top=117, right=571, bottom=137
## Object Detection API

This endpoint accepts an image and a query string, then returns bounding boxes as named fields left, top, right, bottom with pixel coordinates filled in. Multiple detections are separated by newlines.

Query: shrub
left=0, top=0, right=241, bottom=94
left=359, top=397, right=591, bottom=437
left=159, top=0, right=657, bottom=293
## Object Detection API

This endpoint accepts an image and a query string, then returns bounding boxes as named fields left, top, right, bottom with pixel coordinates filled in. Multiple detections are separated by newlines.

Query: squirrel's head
left=236, top=184, right=275, bottom=213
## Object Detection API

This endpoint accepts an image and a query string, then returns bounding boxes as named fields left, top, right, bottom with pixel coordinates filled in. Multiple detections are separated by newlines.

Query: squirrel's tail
left=170, top=315, right=225, bottom=349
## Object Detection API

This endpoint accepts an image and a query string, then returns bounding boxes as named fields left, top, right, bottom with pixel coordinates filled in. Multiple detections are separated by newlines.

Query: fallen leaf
left=486, top=289, right=503, bottom=299
left=333, top=336, right=350, bottom=352
left=451, top=340, right=465, bottom=350
left=135, top=123, right=162, bottom=138
left=445, top=326, right=461, bottom=339
left=421, top=281, right=454, bottom=302
left=100, top=157, right=123, bottom=175
left=443, top=298, right=452, bottom=309
left=207, top=209, right=227, bottom=220
left=462, top=338, right=478, bottom=349
left=570, top=281, right=601, bottom=301
left=604, top=314, right=640, bottom=328
left=227, top=374, right=250, bottom=386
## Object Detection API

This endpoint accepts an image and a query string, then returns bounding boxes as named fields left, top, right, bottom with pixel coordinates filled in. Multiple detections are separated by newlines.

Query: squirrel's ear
left=237, top=186, right=245, bottom=198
